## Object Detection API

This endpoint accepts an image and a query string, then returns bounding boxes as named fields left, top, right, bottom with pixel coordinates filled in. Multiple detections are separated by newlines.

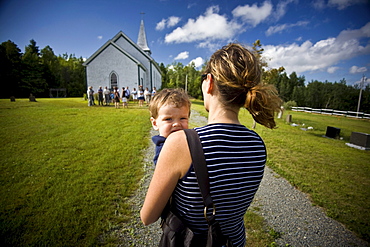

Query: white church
left=83, top=20, right=162, bottom=92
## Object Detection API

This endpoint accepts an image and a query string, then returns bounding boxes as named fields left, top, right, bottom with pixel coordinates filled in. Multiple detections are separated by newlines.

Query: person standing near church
left=132, top=87, right=138, bottom=103
left=151, top=87, right=157, bottom=98
left=98, top=86, right=104, bottom=106
left=144, top=87, right=151, bottom=106
left=103, top=86, right=110, bottom=105
left=87, top=86, right=94, bottom=106
left=125, top=87, right=131, bottom=102
left=138, top=86, right=145, bottom=107
left=113, top=87, right=120, bottom=109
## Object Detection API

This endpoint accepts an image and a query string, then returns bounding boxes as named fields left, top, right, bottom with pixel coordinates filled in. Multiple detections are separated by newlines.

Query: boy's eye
left=164, top=118, right=172, bottom=121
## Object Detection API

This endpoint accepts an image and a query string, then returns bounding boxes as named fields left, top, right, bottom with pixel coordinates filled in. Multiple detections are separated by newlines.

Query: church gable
left=85, top=44, right=140, bottom=90
left=84, top=20, right=162, bottom=93
left=112, top=32, right=151, bottom=66
left=84, top=38, right=142, bottom=68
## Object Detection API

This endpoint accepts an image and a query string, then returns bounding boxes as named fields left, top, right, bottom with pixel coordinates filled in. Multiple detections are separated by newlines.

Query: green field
left=192, top=100, right=370, bottom=243
left=1, top=98, right=369, bottom=246
left=0, top=98, right=152, bottom=246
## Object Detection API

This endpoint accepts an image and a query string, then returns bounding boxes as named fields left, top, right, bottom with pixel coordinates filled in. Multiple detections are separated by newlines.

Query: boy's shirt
left=152, top=135, right=166, bottom=165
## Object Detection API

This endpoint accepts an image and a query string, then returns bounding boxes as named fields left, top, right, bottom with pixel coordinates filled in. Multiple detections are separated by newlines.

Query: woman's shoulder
left=197, top=123, right=262, bottom=139
left=166, top=130, right=187, bottom=143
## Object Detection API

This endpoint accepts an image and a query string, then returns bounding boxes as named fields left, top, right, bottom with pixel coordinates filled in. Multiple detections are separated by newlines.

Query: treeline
left=0, top=39, right=86, bottom=98
left=158, top=61, right=370, bottom=113
left=159, top=61, right=204, bottom=100
left=264, top=68, right=370, bottom=112
left=1, top=39, right=369, bottom=113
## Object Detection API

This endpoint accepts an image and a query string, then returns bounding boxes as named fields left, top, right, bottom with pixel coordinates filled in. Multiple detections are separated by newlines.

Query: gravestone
left=350, top=132, right=370, bottom=149
left=277, top=106, right=284, bottom=119
left=29, top=94, right=37, bottom=102
left=325, top=126, right=340, bottom=139
left=286, top=114, right=292, bottom=123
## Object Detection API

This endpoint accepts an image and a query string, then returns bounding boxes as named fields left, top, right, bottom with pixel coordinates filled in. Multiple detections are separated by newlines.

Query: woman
left=144, top=87, right=151, bottom=106
left=113, top=87, right=120, bottom=109
left=141, top=43, right=281, bottom=246
left=138, top=86, right=145, bottom=107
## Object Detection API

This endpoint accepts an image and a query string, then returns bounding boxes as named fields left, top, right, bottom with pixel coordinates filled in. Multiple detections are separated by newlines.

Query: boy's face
left=150, top=103, right=189, bottom=138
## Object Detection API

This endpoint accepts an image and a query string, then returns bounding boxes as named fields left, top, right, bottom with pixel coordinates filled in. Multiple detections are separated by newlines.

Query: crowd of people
left=87, top=85, right=157, bottom=108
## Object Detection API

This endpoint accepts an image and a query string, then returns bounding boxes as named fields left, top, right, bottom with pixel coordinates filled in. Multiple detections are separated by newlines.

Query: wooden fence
left=291, top=107, right=370, bottom=119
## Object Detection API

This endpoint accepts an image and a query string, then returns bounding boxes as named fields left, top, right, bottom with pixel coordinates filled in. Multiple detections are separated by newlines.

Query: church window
left=110, top=72, right=118, bottom=89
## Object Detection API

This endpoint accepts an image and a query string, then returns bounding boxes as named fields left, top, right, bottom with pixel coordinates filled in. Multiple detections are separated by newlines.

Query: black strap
left=184, top=129, right=214, bottom=214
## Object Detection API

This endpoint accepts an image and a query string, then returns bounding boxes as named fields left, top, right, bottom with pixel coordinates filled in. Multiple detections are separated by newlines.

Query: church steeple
left=137, top=19, right=151, bottom=56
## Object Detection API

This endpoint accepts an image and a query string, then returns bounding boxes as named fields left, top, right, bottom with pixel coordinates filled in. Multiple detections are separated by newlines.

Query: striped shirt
left=172, top=123, right=266, bottom=246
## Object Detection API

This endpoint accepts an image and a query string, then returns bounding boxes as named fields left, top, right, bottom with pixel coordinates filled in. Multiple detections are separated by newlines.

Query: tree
left=41, top=45, right=61, bottom=90
left=185, top=62, right=202, bottom=99
left=159, top=63, right=169, bottom=88
left=58, top=54, right=86, bottom=96
left=262, top=66, right=285, bottom=86
left=0, top=40, right=22, bottom=98
left=252, top=39, right=268, bottom=69
left=21, top=39, right=48, bottom=97
left=305, top=80, right=324, bottom=108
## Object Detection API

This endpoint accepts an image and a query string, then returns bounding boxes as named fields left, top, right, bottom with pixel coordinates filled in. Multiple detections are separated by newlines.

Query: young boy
left=149, top=88, right=191, bottom=165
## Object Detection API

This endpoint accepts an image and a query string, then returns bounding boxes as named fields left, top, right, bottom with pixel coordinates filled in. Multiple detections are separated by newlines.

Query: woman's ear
left=207, top=74, right=214, bottom=94
left=150, top=117, right=159, bottom=130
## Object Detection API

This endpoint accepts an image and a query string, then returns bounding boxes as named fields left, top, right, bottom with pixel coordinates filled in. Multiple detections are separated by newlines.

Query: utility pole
left=356, top=74, right=366, bottom=118
left=185, top=74, right=188, bottom=92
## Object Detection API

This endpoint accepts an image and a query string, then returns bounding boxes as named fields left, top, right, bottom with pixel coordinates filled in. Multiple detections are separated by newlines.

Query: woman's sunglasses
left=201, top=73, right=213, bottom=83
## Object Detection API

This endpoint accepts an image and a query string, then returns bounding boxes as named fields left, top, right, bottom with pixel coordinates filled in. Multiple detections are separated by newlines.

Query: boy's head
left=149, top=88, right=191, bottom=138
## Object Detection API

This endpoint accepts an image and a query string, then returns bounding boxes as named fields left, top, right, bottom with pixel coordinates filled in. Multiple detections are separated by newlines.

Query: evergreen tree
left=41, top=45, right=61, bottom=90
left=21, top=39, right=48, bottom=97
left=0, top=40, right=22, bottom=98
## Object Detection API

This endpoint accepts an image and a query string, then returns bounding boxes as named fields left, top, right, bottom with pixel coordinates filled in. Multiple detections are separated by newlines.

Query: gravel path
left=116, top=109, right=369, bottom=247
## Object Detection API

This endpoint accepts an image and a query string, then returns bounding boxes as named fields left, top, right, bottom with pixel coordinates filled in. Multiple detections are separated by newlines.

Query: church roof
left=137, top=20, right=151, bottom=55
left=83, top=20, right=160, bottom=73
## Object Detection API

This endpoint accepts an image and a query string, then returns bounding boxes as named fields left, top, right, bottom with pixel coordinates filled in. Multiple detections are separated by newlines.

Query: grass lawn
left=1, top=98, right=369, bottom=246
left=193, top=99, right=370, bottom=242
left=0, top=98, right=152, bottom=246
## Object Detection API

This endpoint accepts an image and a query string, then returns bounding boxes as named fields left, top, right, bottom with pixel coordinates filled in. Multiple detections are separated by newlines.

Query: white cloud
left=263, top=22, right=370, bottom=75
left=188, top=57, right=205, bottom=68
left=167, top=16, right=181, bottom=28
left=274, top=0, right=297, bottom=20
left=266, top=21, right=309, bottom=36
left=97, top=36, right=103, bottom=40
left=337, top=22, right=370, bottom=41
left=327, top=67, right=340, bottom=73
left=328, top=0, right=367, bottom=10
left=350, top=66, right=368, bottom=74
left=156, top=19, right=167, bottom=31
left=164, top=6, right=242, bottom=43
left=312, top=0, right=326, bottom=9
left=156, top=16, right=181, bottom=31
left=232, top=1, right=273, bottom=27
left=174, top=51, right=189, bottom=60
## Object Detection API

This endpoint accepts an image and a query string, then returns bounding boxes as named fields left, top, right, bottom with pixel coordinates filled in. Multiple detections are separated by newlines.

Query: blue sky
left=0, top=0, right=369, bottom=86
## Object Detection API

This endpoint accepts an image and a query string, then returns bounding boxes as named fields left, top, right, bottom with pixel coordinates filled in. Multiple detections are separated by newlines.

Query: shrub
left=283, top=100, right=297, bottom=110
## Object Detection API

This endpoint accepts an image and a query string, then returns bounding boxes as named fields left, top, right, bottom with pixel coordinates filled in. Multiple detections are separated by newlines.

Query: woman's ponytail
left=245, top=84, right=282, bottom=129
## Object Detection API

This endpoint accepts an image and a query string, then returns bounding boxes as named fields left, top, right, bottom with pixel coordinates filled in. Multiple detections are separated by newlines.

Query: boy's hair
left=149, top=88, right=191, bottom=118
